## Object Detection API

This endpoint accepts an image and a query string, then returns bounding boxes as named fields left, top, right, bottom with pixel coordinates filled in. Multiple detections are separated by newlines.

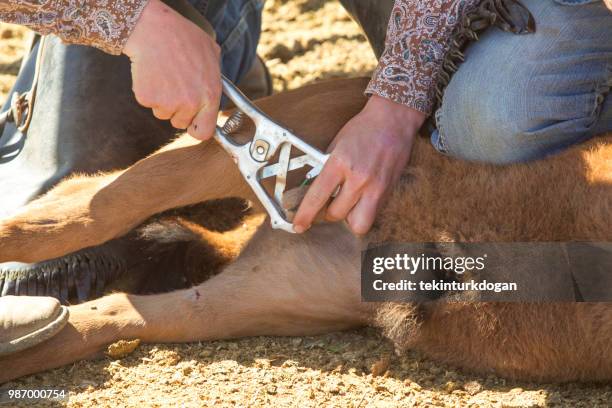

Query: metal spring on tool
left=221, top=110, right=245, bottom=135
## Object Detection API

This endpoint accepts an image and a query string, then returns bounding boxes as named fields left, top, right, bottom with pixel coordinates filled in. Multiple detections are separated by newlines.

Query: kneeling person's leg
left=432, top=0, right=612, bottom=164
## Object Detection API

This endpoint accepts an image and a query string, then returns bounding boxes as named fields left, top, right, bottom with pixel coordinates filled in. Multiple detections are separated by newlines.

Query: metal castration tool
left=215, top=76, right=329, bottom=233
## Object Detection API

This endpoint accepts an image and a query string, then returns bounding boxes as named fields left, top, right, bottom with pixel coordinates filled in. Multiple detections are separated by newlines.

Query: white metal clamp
left=214, top=76, right=329, bottom=233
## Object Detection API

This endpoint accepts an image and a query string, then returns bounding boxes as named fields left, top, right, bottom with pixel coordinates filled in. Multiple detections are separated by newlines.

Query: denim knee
left=432, top=82, right=608, bottom=165
left=430, top=0, right=612, bottom=165
left=195, top=0, right=264, bottom=83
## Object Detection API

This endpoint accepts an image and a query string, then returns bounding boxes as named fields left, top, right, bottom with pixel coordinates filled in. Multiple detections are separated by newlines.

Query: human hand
left=293, top=95, right=426, bottom=235
left=123, top=0, right=221, bottom=140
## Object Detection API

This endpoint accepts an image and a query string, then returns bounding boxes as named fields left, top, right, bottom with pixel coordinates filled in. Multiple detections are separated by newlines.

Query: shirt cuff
left=0, top=0, right=151, bottom=55
left=364, top=0, right=481, bottom=117
left=365, top=64, right=433, bottom=115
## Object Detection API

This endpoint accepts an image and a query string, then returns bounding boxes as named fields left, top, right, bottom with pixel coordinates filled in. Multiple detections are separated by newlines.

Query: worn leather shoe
left=0, top=296, right=69, bottom=357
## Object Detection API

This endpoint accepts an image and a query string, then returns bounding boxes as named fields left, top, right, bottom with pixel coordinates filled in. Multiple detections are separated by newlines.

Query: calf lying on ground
left=0, top=78, right=611, bottom=383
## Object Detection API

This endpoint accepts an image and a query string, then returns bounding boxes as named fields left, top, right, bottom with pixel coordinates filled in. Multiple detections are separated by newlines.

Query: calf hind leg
left=140, top=223, right=370, bottom=342
left=0, top=136, right=256, bottom=264
left=0, top=223, right=370, bottom=383
left=0, top=78, right=368, bottom=264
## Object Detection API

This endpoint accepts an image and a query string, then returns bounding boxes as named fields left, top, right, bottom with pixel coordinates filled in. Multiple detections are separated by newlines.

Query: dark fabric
left=339, top=0, right=395, bottom=59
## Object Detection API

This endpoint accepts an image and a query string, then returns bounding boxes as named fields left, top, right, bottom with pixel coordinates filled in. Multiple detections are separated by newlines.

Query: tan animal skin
left=0, top=78, right=611, bottom=384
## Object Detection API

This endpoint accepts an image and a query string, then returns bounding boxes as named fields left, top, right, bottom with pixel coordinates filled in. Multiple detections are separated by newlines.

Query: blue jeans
left=190, top=0, right=264, bottom=83
left=431, top=0, right=612, bottom=164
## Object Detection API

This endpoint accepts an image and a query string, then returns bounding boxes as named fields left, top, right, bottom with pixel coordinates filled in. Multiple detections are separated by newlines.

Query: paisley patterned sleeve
left=366, top=0, right=480, bottom=115
left=0, top=0, right=150, bottom=55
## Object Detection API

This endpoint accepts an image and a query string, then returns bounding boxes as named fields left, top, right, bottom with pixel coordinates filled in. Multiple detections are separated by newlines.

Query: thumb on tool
left=188, top=83, right=222, bottom=141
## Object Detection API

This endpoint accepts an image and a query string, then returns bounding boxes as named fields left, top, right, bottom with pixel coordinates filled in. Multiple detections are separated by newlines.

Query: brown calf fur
left=0, top=78, right=611, bottom=383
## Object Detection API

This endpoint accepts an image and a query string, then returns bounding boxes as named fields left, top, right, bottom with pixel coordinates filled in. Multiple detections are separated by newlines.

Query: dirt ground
left=1, top=1, right=611, bottom=407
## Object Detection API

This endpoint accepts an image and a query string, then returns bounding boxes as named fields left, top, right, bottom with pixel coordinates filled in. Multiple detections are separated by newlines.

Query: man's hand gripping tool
left=214, top=76, right=328, bottom=233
